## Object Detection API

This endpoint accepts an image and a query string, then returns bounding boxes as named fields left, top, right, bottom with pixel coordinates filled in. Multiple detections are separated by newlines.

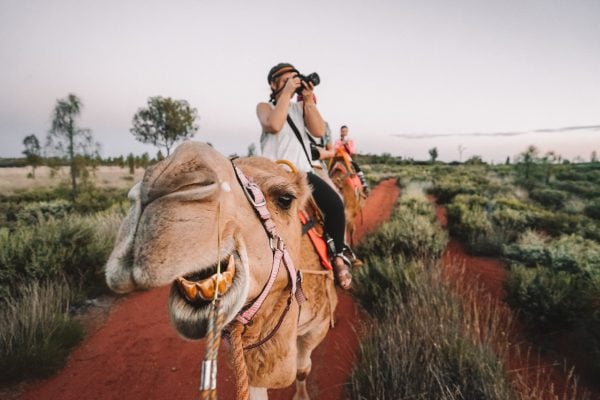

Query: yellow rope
left=230, top=321, right=250, bottom=400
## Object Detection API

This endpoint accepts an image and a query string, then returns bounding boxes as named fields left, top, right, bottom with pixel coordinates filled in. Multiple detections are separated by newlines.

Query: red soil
left=19, top=178, right=400, bottom=400
left=433, top=198, right=600, bottom=400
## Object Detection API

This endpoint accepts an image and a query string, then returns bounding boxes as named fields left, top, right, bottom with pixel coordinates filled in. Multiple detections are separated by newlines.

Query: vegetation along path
left=20, top=178, right=401, bottom=400
left=433, top=198, right=600, bottom=400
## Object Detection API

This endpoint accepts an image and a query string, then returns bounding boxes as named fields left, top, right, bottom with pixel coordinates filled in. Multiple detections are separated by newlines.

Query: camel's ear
left=294, top=172, right=311, bottom=211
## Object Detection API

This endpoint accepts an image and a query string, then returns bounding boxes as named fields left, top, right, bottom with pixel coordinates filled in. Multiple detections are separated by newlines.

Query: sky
left=1, top=0, right=599, bottom=163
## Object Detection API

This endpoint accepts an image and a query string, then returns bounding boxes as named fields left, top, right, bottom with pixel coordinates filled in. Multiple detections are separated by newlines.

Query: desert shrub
left=448, top=203, right=492, bottom=241
left=0, top=212, right=123, bottom=302
left=504, top=233, right=600, bottom=328
left=14, top=199, right=74, bottom=224
left=353, top=255, right=421, bottom=317
left=552, top=180, right=600, bottom=197
left=505, top=264, right=596, bottom=328
left=0, top=280, right=84, bottom=382
left=529, top=188, right=568, bottom=210
left=429, top=177, right=480, bottom=204
left=584, top=199, right=600, bottom=220
left=360, top=198, right=447, bottom=261
left=1, top=185, right=129, bottom=229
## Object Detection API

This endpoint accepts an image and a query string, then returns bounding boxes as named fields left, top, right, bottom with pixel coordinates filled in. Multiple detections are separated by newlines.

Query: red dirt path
left=20, top=179, right=400, bottom=400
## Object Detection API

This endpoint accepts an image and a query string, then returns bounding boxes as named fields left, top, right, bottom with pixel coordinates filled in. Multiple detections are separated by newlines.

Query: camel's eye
left=276, top=193, right=295, bottom=210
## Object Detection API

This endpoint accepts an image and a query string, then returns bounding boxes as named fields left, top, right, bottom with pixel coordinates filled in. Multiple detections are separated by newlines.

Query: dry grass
left=0, top=166, right=145, bottom=194
left=350, top=187, right=591, bottom=399
left=0, top=280, right=84, bottom=383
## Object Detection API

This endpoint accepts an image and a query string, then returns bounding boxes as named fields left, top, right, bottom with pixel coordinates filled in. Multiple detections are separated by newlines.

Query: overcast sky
left=1, top=0, right=599, bottom=162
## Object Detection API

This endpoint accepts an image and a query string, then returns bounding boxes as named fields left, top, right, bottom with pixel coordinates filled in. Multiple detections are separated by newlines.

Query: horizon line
left=392, top=124, right=600, bottom=139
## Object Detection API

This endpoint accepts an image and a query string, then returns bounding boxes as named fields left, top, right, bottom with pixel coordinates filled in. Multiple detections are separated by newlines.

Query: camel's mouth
left=175, top=254, right=236, bottom=304
left=168, top=248, right=249, bottom=339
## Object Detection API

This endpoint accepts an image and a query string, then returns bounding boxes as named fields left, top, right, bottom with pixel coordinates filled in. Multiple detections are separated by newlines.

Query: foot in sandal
left=333, top=255, right=352, bottom=290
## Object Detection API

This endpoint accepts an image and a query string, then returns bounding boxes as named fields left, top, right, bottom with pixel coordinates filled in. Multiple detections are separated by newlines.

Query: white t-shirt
left=260, top=102, right=314, bottom=172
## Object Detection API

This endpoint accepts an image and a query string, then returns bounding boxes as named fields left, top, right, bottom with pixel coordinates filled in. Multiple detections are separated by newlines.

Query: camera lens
left=306, top=73, right=320, bottom=87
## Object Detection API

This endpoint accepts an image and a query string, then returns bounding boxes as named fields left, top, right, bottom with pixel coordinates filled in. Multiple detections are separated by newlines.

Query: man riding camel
left=334, top=125, right=369, bottom=193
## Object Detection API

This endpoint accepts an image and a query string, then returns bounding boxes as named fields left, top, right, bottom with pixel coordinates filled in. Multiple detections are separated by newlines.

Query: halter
left=230, top=161, right=306, bottom=328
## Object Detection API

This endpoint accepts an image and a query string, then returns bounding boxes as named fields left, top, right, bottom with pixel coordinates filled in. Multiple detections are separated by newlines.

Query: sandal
left=333, top=255, right=352, bottom=290
left=343, top=245, right=364, bottom=268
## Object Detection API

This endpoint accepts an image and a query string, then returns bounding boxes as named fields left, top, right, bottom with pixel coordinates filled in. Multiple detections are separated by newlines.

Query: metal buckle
left=243, top=181, right=267, bottom=207
left=269, top=235, right=285, bottom=251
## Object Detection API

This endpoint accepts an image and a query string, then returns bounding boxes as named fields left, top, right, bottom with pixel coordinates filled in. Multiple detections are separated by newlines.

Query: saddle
left=299, top=198, right=333, bottom=271
left=328, top=149, right=365, bottom=196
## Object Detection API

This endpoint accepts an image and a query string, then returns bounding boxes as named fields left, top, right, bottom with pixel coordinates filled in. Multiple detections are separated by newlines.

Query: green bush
left=529, top=188, right=568, bottom=210
left=15, top=199, right=74, bottom=224
left=584, top=199, right=600, bottom=220
left=360, top=198, right=447, bottom=261
left=504, top=233, right=600, bottom=328
left=0, top=280, right=84, bottom=382
left=0, top=212, right=123, bottom=302
left=505, top=264, right=596, bottom=328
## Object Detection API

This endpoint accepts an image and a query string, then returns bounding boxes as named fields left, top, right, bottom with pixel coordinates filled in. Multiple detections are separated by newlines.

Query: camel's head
left=105, top=142, right=309, bottom=339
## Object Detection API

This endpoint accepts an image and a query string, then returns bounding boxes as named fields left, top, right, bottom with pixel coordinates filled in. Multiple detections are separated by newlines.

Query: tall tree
left=515, top=145, right=543, bottom=188
left=22, top=134, right=42, bottom=178
left=428, top=147, right=438, bottom=163
left=47, top=93, right=96, bottom=200
left=130, top=96, right=198, bottom=156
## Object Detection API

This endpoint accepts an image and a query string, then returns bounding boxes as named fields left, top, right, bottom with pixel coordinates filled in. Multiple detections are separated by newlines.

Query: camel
left=105, top=141, right=337, bottom=400
left=328, top=152, right=366, bottom=248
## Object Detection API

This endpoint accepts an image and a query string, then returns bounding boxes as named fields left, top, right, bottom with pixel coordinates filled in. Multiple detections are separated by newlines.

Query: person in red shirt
left=334, top=125, right=369, bottom=192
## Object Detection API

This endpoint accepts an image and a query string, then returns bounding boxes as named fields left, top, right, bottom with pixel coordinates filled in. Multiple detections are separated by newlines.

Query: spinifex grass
left=0, top=280, right=84, bottom=383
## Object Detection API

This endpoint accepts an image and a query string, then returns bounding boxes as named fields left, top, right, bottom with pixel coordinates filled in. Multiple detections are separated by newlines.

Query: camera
left=295, top=72, right=320, bottom=94
left=310, top=143, right=321, bottom=161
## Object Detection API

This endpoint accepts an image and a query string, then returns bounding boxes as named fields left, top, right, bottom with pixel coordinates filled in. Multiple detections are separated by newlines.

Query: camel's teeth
left=197, top=277, right=216, bottom=301
left=178, top=255, right=236, bottom=301
left=177, top=277, right=198, bottom=301
left=226, top=254, right=235, bottom=275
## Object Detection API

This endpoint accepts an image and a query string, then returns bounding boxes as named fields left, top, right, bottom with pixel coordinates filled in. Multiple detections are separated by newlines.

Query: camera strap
left=286, top=115, right=314, bottom=167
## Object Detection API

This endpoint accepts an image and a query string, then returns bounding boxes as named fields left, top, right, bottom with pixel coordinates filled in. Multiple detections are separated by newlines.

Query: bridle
left=230, top=161, right=306, bottom=343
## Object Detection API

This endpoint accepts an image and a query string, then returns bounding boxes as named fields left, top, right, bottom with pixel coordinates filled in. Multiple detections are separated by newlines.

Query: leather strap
left=287, top=115, right=315, bottom=167
left=231, top=163, right=306, bottom=326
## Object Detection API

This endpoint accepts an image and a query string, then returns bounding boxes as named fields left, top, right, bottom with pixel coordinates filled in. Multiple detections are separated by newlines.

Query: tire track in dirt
left=20, top=178, right=400, bottom=400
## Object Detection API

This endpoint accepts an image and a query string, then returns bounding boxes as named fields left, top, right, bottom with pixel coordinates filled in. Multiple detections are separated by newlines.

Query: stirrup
left=342, top=245, right=364, bottom=268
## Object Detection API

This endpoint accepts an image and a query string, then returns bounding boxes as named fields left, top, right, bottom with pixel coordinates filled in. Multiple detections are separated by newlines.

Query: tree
left=47, top=93, right=96, bottom=200
left=515, top=145, right=545, bottom=188
left=428, top=147, right=438, bottom=163
left=464, top=155, right=484, bottom=165
left=127, top=153, right=135, bottom=175
left=247, top=143, right=257, bottom=156
left=543, top=151, right=558, bottom=184
left=131, top=96, right=198, bottom=156
left=22, top=134, right=42, bottom=178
